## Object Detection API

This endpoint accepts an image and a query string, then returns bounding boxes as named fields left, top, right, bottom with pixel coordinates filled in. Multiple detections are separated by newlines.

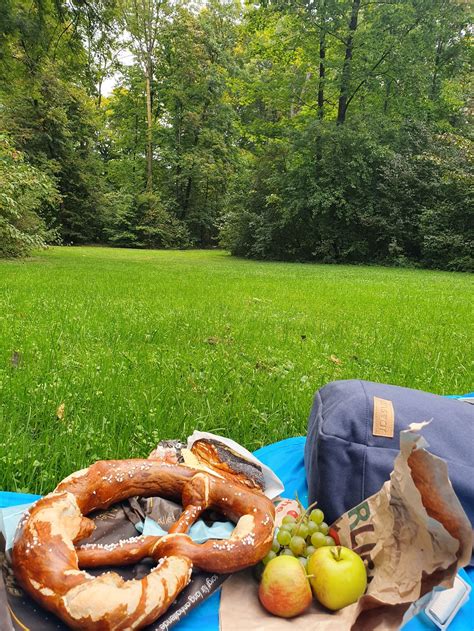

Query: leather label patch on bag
left=373, top=397, right=395, bottom=438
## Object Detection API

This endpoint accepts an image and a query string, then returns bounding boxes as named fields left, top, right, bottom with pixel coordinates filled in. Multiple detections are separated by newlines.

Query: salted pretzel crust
left=12, top=458, right=275, bottom=630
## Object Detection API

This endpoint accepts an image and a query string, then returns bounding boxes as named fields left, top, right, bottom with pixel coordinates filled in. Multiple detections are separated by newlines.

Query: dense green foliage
left=221, top=0, right=473, bottom=270
left=0, top=0, right=107, bottom=245
left=1, top=247, right=473, bottom=492
left=222, top=123, right=473, bottom=270
left=0, top=1, right=472, bottom=268
left=0, top=135, right=59, bottom=257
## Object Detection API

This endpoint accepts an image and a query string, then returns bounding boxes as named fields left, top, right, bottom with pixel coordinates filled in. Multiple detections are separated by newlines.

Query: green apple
left=307, top=546, right=367, bottom=610
left=258, top=555, right=312, bottom=618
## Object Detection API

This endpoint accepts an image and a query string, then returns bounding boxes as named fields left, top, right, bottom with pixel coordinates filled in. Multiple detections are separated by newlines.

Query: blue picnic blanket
left=2, top=393, right=473, bottom=630
left=2, top=435, right=473, bottom=630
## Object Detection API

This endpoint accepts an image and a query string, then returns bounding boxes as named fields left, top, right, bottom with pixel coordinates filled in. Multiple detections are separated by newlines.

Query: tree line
left=1, top=0, right=472, bottom=270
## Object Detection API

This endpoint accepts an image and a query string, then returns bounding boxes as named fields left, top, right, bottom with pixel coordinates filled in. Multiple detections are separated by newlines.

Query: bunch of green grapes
left=263, top=508, right=336, bottom=570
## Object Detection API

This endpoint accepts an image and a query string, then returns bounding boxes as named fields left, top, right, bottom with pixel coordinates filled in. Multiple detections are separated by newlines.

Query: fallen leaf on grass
left=11, top=351, right=22, bottom=368
left=204, top=336, right=220, bottom=345
left=329, top=354, right=343, bottom=366
left=247, top=297, right=270, bottom=305
left=56, top=403, right=65, bottom=420
left=187, top=376, right=200, bottom=392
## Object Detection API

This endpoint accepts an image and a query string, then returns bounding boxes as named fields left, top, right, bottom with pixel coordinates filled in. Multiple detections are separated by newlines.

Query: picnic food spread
left=7, top=420, right=472, bottom=630
left=11, top=439, right=275, bottom=630
left=257, top=501, right=367, bottom=618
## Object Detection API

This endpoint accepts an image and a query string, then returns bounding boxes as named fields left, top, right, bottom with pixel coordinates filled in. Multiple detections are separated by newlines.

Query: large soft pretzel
left=12, top=457, right=275, bottom=630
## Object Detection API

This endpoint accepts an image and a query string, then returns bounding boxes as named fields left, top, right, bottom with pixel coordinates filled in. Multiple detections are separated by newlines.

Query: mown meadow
left=1, top=247, right=472, bottom=494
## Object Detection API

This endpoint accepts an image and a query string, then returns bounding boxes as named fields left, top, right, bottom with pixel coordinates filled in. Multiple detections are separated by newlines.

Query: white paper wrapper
left=187, top=431, right=284, bottom=500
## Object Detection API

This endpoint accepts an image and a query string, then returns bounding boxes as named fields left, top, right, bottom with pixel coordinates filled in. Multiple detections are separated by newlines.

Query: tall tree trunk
left=175, top=102, right=182, bottom=210
left=318, top=38, right=325, bottom=120
left=316, top=34, right=325, bottom=162
left=383, top=79, right=391, bottom=114
left=291, top=71, right=312, bottom=118
left=133, top=112, right=138, bottom=176
left=316, top=2, right=326, bottom=162
left=317, top=1, right=326, bottom=121
left=430, top=38, right=443, bottom=101
left=337, top=0, right=361, bottom=125
left=180, top=102, right=208, bottom=218
left=97, top=78, right=103, bottom=108
left=145, top=65, right=153, bottom=192
left=183, top=176, right=193, bottom=213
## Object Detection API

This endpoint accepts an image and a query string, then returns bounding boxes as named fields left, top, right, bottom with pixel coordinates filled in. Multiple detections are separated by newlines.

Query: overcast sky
left=101, top=47, right=134, bottom=96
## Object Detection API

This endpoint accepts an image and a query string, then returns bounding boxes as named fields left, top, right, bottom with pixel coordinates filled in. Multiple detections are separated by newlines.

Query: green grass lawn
left=1, top=247, right=473, bottom=494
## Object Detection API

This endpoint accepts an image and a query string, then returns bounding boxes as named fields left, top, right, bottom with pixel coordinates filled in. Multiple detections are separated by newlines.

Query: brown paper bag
left=220, top=423, right=472, bottom=631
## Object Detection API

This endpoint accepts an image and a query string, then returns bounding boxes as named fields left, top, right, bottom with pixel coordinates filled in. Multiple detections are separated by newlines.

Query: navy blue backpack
left=304, top=380, right=474, bottom=555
